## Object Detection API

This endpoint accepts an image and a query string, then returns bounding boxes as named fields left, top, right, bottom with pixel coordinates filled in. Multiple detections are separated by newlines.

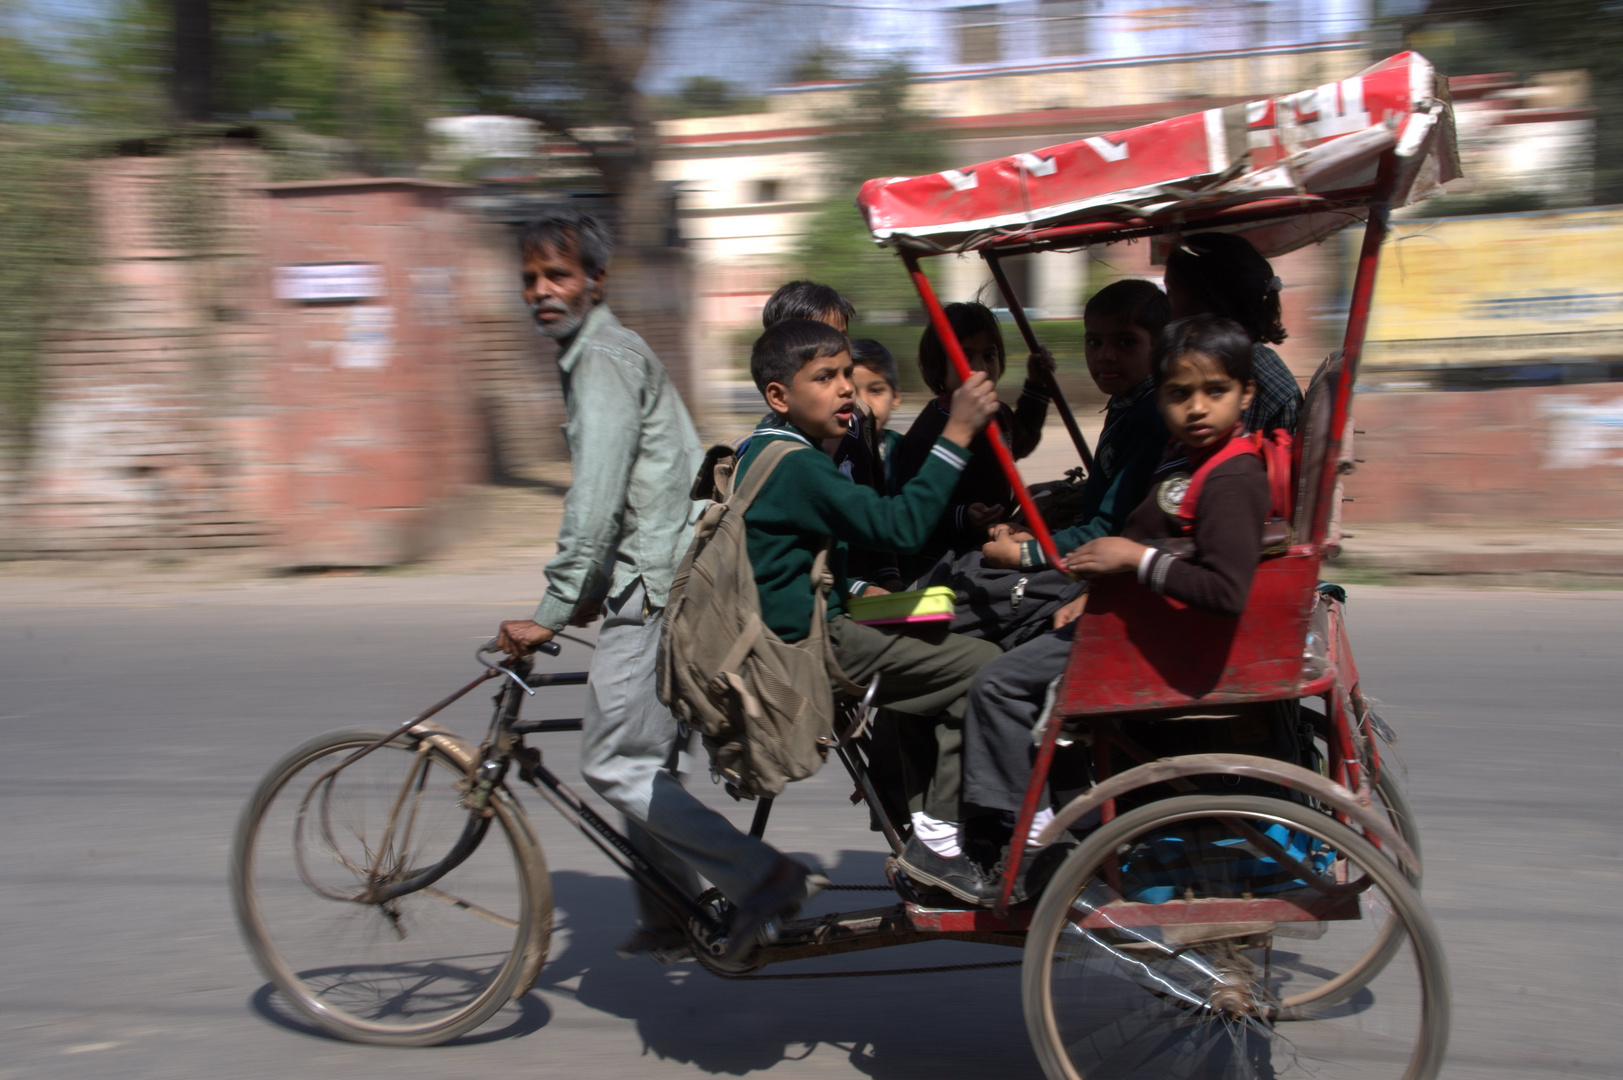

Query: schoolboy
left=957, top=314, right=1271, bottom=891
left=980, top=279, right=1171, bottom=575
left=762, top=279, right=855, bottom=331
left=844, top=337, right=906, bottom=593
left=736, top=318, right=1005, bottom=905
left=757, top=281, right=889, bottom=499
left=891, top=302, right=1052, bottom=576
left=850, top=337, right=903, bottom=485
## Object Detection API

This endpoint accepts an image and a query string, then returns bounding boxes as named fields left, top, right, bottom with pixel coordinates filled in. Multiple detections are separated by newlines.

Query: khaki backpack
left=657, top=439, right=863, bottom=799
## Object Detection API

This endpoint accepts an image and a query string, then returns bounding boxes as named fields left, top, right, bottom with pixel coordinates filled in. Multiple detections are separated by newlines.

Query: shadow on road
left=248, top=977, right=556, bottom=1046
left=534, top=855, right=1042, bottom=1079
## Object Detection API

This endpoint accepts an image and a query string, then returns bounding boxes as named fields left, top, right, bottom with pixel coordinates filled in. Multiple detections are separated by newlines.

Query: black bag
left=924, top=549, right=1086, bottom=650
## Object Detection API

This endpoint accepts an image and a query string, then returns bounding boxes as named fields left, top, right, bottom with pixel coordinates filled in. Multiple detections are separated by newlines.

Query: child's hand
left=982, top=529, right=1022, bottom=568
left=1061, top=536, right=1148, bottom=578
left=942, top=372, right=999, bottom=447
left=1052, top=592, right=1088, bottom=629
left=860, top=584, right=890, bottom=598
left=966, top=502, right=1004, bottom=532
left=1027, top=346, right=1056, bottom=382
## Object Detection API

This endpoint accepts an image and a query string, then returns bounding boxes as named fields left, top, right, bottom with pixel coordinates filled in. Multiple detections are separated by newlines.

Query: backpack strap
left=730, top=438, right=865, bottom=698
left=1176, top=429, right=1296, bottom=534
left=1175, top=432, right=1262, bottom=529
left=726, top=437, right=804, bottom=514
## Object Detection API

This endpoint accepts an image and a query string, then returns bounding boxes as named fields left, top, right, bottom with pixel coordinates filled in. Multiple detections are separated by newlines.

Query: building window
left=752, top=178, right=782, bottom=204
left=1041, top=0, right=1090, bottom=58
left=956, top=4, right=1002, bottom=66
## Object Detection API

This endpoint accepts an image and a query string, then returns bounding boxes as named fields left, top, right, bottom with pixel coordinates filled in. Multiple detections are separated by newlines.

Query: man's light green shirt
left=533, top=304, right=703, bottom=631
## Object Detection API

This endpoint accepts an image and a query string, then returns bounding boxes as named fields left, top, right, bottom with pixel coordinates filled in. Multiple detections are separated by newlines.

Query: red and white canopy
left=856, top=52, right=1459, bottom=257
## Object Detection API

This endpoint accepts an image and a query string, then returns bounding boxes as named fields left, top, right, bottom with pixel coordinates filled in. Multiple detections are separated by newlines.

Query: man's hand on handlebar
left=497, top=619, right=555, bottom=658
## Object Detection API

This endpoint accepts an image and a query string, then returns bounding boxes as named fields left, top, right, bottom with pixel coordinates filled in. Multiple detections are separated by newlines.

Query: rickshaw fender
left=1036, top=752, right=1420, bottom=878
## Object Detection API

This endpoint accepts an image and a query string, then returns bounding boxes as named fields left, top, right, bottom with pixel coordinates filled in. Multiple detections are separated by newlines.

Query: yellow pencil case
left=846, top=586, right=958, bottom=626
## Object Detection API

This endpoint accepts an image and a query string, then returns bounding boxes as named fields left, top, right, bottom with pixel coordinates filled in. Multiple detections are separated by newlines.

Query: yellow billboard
left=1364, top=206, right=1623, bottom=367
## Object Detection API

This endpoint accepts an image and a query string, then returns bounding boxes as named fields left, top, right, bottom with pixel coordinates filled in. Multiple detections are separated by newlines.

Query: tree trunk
left=171, top=0, right=212, bottom=125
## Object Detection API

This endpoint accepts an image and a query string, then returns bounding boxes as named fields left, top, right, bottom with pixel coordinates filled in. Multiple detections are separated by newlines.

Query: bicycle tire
left=231, top=728, right=551, bottom=1046
left=1023, top=793, right=1450, bottom=1080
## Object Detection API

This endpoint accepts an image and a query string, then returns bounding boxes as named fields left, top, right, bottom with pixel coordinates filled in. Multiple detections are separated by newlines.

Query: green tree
left=659, top=75, right=762, bottom=119
left=426, top=0, right=697, bottom=390
left=795, top=60, right=947, bottom=321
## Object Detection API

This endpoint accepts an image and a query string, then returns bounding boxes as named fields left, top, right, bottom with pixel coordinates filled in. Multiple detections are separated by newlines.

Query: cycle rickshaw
left=232, top=50, right=1456, bottom=1080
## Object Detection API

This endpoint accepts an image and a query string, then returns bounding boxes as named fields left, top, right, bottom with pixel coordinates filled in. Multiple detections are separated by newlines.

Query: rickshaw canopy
left=856, top=51, right=1459, bottom=258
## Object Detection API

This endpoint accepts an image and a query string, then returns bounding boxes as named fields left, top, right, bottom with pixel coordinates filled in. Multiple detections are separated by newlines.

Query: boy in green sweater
left=735, top=318, right=1006, bottom=906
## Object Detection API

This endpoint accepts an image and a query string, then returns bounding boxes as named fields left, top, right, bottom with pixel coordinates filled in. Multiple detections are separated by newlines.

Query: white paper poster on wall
left=336, top=306, right=394, bottom=369
left=276, top=263, right=385, bottom=303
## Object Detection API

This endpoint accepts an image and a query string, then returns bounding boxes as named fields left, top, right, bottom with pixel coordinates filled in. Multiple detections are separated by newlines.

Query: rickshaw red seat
left=1054, top=551, right=1322, bottom=717
left=1052, top=351, right=1347, bottom=718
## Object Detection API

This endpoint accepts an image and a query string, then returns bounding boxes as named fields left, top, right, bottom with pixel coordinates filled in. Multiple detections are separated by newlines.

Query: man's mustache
left=531, top=300, right=572, bottom=316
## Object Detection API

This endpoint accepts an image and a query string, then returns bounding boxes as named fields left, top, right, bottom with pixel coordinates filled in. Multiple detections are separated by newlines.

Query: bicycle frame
left=358, top=649, right=1043, bottom=966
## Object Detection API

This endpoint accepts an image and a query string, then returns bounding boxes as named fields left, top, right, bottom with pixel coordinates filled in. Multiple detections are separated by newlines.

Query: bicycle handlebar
left=476, top=637, right=560, bottom=696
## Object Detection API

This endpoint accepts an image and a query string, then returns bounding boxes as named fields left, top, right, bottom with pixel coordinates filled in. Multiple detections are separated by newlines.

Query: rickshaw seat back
left=1054, top=552, right=1322, bottom=717
left=1292, top=351, right=1346, bottom=546
left=1053, top=352, right=1348, bottom=718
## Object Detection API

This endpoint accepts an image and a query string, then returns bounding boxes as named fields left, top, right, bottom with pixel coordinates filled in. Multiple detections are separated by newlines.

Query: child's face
left=765, top=350, right=856, bottom=440
left=852, top=364, right=899, bottom=430
left=1156, top=350, right=1255, bottom=450
left=1083, top=311, right=1155, bottom=398
left=939, top=331, right=1004, bottom=394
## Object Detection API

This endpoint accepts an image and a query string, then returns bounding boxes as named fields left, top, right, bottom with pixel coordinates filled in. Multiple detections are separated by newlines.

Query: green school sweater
left=735, top=413, right=970, bottom=643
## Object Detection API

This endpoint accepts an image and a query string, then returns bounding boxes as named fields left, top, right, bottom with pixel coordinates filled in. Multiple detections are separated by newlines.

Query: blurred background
left=1, top=0, right=1619, bottom=572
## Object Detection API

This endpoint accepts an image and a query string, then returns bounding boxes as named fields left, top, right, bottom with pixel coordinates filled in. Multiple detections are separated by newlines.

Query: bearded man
left=494, top=209, right=817, bottom=964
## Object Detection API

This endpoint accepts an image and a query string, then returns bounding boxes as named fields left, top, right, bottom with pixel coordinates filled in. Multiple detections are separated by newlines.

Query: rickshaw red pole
left=1314, top=153, right=1396, bottom=545
left=982, top=249, right=1096, bottom=474
left=903, top=250, right=1066, bottom=570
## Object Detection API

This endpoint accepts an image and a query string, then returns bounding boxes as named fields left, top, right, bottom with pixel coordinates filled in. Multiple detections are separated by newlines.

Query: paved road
left=2, top=574, right=1618, bottom=1079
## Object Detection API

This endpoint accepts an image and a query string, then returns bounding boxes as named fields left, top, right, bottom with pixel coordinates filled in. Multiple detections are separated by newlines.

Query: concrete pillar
left=1032, top=248, right=1087, bottom=319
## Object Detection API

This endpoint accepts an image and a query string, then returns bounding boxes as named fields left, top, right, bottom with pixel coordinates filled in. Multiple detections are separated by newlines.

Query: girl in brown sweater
left=947, top=315, right=1270, bottom=903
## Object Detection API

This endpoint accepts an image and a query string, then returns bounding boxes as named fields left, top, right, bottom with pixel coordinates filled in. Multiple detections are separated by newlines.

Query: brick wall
left=1345, top=383, right=1623, bottom=525
left=5, top=150, right=272, bottom=558
left=0, top=152, right=576, bottom=565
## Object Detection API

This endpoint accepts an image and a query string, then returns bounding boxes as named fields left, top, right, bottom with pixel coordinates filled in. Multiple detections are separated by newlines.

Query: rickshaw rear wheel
left=1022, top=793, right=1449, bottom=1080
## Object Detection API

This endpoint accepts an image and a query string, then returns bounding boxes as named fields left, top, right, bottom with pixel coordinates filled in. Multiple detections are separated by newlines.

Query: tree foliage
left=0, top=128, right=92, bottom=445
left=657, top=75, right=762, bottom=119
left=794, top=60, right=946, bottom=322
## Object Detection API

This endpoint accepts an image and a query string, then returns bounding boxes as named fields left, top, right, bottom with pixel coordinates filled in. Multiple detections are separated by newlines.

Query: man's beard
left=532, top=298, right=590, bottom=340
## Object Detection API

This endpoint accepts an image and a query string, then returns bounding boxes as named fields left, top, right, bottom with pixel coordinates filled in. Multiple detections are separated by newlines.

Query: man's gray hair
left=518, top=207, right=614, bottom=277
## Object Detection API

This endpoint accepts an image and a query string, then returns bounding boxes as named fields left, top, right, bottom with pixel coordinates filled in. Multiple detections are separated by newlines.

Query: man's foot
left=721, top=857, right=826, bottom=965
left=895, top=835, right=996, bottom=906
left=614, top=925, right=692, bottom=964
